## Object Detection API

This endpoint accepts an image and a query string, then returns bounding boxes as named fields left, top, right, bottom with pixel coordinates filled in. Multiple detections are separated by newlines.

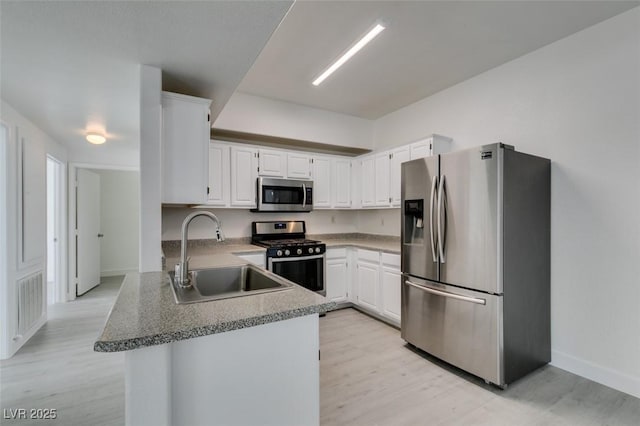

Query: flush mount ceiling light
left=312, top=23, right=386, bottom=87
left=86, top=132, right=106, bottom=145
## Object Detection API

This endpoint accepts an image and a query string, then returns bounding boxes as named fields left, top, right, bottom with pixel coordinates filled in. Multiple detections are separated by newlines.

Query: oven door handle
left=269, top=253, right=325, bottom=264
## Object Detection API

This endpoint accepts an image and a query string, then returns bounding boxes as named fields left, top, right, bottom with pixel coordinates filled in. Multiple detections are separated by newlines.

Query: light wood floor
left=0, top=276, right=125, bottom=426
left=320, top=309, right=640, bottom=426
left=1, top=281, right=638, bottom=426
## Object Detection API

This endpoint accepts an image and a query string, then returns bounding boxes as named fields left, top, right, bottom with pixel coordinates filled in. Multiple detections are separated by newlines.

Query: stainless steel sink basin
left=168, top=264, right=293, bottom=304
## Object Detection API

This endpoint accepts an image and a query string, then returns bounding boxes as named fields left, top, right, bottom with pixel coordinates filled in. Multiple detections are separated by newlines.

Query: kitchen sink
left=168, top=264, right=293, bottom=304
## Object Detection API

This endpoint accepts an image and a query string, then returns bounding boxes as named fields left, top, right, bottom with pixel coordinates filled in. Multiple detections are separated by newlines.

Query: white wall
left=162, top=208, right=358, bottom=241
left=0, top=99, right=68, bottom=359
left=356, top=209, right=400, bottom=237
left=213, top=92, right=374, bottom=150
left=96, top=170, right=139, bottom=276
left=374, top=8, right=640, bottom=397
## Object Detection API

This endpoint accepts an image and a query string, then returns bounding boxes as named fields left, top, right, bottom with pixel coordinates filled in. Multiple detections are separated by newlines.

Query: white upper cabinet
left=410, top=134, right=452, bottom=160
left=374, top=152, right=390, bottom=207
left=258, top=149, right=286, bottom=177
left=161, top=92, right=211, bottom=204
left=333, top=158, right=351, bottom=208
left=287, top=152, right=312, bottom=179
left=311, top=156, right=331, bottom=208
left=389, top=146, right=411, bottom=207
left=231, top=146, right=258, bottom=207
left=208, top=142, right=230, bottom=206
left=360, top=155, right=376, bottom=207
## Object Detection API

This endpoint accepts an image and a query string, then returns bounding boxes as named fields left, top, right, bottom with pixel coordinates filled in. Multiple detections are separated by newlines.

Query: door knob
left=97, top=233, right=104, bottom=238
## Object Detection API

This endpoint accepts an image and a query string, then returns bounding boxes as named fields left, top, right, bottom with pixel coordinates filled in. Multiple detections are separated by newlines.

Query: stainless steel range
left=252, top=221, right=326, bottom=295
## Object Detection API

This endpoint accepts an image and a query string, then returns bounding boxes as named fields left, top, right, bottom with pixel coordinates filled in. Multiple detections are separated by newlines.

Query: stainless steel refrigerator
left=401, top=143, right=550, bottom=387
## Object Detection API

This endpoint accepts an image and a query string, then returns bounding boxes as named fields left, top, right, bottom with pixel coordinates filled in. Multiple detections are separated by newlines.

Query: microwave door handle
left=429, top=175, right=438, bottom=262
left=302, top=183, right=307, bottom=207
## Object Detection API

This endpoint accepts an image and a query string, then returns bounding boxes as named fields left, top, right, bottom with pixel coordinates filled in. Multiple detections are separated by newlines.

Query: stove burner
left=257, top=239, right=320, bottom=247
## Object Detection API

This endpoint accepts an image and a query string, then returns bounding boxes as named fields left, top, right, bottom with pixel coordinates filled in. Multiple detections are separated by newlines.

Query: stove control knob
left=284, top=249, right=291, bottom=256
left=296, top=248, right=303, bottom=255
left=308, top=247, right=314, bottom=254
left=315, top=247, right=321, bottom=253
left=276, top=250, right=283, bottom=257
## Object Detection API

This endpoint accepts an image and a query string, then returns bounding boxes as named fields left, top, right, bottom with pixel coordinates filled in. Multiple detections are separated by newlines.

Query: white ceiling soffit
left=0, top=1, right=293, bottom=156
left=238, top=1, right=639, bottom=119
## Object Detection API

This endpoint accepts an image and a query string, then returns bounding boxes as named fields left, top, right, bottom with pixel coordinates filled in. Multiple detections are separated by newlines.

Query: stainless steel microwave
left=253, top=177, right=313, bottom=212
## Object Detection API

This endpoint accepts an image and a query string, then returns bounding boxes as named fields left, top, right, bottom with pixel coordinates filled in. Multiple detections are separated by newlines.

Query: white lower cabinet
left=236, top=252, right=265, bottom=268
left=355, top=249, right=380, bottom=312
left=325, top=248, right=348, bottom=303
left=381, top=266, right=402, bottom=323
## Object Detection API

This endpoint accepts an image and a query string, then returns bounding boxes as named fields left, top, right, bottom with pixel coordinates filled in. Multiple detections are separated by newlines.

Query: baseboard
left=0, top=313, right=46, bottom=360
left=101, top=268, right=137, bottom=278
left=551, top=349, right=640, bottom=399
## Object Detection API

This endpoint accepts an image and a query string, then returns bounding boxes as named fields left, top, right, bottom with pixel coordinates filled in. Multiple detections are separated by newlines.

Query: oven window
left=262, top=186, right=303, bottom=205
left=271, top=257, right=324, bottom=292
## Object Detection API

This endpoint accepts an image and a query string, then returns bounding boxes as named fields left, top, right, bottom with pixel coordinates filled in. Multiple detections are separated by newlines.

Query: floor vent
left=17, top=271, right=44, bottom=336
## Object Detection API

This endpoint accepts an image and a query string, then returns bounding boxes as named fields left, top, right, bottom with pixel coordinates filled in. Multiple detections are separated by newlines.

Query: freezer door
left=438, top=144, right=503, bottom=294
left=401, top=156, right=439, bottom=281
left=401, top=275, right=503, bottom=385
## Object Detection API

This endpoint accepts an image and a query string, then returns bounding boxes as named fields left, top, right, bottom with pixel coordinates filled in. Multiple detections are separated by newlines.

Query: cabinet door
left=326, top=258, right=348, bottom=303
left=231, top=146, right=258, bottom=207
left=311, top=156, right=331, bottom=208
left=410, top=138, right=431, bottom=160
left=360, top=156, right=375, bottom=207
left=288, top=153, right=311, bottom=179
left=161, top=92, right=211, bottom=204
left=258, top=149, right=286, bottom=177
left=208, top=142, right=230, bottom=206
left=381, top=266, right=402, bottom=323
left=333, top=158, right=351, bottom=208
left=356, top=260, right=379, bottom=312
left=389, top=147, right=410, bottom=207
left=375, top=152, right=390, bottom=206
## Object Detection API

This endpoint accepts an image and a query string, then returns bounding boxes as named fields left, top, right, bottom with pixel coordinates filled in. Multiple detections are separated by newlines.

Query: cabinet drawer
left=357, top=249, right=379, bottom=263
left=381, top=253, right=400, bottom=268
left=326, top=248, right=347, bottom=259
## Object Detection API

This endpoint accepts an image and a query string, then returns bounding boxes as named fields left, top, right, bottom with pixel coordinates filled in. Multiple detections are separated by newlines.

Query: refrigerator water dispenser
left=404, top=199, right=424, bottom=244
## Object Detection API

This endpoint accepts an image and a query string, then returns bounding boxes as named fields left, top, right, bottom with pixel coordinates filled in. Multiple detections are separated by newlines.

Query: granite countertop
left=94, top=253, right=334, bottom=353
left=310, top=233, right=400, bottom=254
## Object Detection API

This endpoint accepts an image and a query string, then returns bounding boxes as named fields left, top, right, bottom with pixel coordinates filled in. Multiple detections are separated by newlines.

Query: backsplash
left=162, top=207, right=401, bottom=240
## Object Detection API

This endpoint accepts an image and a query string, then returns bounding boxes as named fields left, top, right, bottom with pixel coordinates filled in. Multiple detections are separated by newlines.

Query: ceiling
left=1, top=1, right=638, bottom=160
left=238, top=1, right=639, bottom=119
left=0, top=1, right=292, bottom=158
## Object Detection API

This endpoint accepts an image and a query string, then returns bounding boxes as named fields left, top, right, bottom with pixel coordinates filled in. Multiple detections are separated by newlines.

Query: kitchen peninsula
left=94, top=252, right=334, bottom=426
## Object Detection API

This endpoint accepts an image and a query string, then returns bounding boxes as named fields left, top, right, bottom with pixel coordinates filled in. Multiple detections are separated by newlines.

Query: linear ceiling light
left=312, top=23, right=386, bottom=86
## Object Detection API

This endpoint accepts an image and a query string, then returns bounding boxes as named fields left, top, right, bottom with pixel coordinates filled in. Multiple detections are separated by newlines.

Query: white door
left=231, top=146, right=258, bottom=207
left=410, top=138, right=432, bottom=160
left=77, top=169, right=101, bottom=296
left=333, top=159, right=351, bottom=208
left=390, top=147, right=410, bottom=207
left=311, top=156, right=331, bottom=208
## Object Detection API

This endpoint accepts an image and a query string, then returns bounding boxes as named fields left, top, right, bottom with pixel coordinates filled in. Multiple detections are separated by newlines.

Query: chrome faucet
left=175, top=211, right=225, bottom=287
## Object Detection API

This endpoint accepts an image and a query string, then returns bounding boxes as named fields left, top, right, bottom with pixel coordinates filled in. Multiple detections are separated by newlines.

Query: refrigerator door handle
left=405, top=280, right=486, bottom=305
left=437, top=174, right=446, bottom=263
left=429, top=175, right=438, bottom=262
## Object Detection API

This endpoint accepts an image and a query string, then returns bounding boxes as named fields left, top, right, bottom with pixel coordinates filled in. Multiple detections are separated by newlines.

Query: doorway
left=46, top=156, right=65, bottom=304
left=68, top=164, right=139, bottom=299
